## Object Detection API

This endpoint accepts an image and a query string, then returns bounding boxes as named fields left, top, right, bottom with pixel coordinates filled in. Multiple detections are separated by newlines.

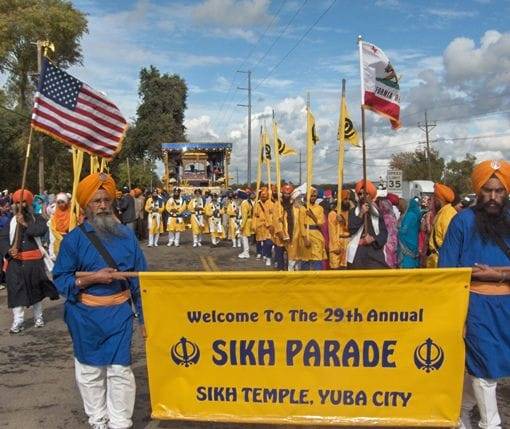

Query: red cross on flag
left=359, top=40, right=401, bottom=129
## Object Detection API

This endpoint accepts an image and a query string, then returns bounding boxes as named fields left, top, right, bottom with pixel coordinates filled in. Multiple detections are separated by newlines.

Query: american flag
left=31, top=58, right=127, bottom=159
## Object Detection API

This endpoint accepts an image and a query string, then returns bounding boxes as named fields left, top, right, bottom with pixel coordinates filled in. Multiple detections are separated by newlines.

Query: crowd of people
left=1, top=159, right=509, bottom=429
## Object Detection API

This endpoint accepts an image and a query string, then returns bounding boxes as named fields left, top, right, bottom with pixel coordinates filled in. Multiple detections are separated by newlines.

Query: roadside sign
left=387, top=170, right=403, bottom=196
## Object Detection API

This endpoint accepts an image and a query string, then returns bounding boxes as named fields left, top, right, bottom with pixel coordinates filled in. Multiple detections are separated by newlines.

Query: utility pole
left=418, top=110, right=436, bottom=180
left=36, top=41, right=45, bottom=195
left=296, top=149, right=305, bottom=185
left=236, top=167, right=239, bottom=185
left=237, top=70, right=252, bottom=185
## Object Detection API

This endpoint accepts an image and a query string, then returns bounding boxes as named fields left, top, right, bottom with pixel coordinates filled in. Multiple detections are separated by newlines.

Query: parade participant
left=204, top=193, right=224, bottom=246
left=287, top=192, right=304, bottom=271
left=397, top=197, right=422, bottom=268
left=49, top=192, right=76, bottom=260
left=299, top=187, right=326, bottom=270
left=0, top=196, right=12, bottom=289
left=238, top=189, right=254, bottom=259
left=328, top=190, right=351, bottom=270
left=188, top=189, right=205, bottom=247
left=165, top=188, right=186, bottom=247
left=419, top=195, right=435, bottom=267
left=347, top=180, right=388, bottom=268
left=253, top=187, right=273, bottom=266
left=272, top=184, right=294, bottom=270
left=225, top=191, right=242, bottom=248
left=378, top=197, right=398, bottom=268
left=386, top=193, right=401, bottom=221
left=6, top=189, right=58, bottom=333
left=426, top=183, right=458, bottom=268
left=439, top=160, right=510, bottom=429
left=53, top=172, right=146, bottom=429
left=144, top=190, right=164, bottom=247
left=118, top=186, right=136, bottom=232
left=132, top=188, right=145, bottom=240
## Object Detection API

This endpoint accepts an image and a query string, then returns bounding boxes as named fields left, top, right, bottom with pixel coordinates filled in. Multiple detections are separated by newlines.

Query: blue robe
left=53, top=222, right=147, bottom=366
left=439, top=208, right=510, bottom=379
left=398, top=198, right=421, bottom=268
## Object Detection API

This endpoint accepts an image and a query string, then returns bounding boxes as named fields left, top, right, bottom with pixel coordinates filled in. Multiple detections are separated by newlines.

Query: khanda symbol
left=311, top=123, right=319, bottom=145
left=277, top=138, right=286, bottom=154
left=264, top=143, right=272, bottom=160
left=414, top=338, right=444, bottom=373
left=344, top=118, right=356, bottom=139
left=170, top=337, right=200, bottom=367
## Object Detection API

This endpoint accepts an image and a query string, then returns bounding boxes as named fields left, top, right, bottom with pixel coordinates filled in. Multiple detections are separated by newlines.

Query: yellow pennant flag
left=307, top=110, right=319, bottom=146
left=337, top=97, right=359, bottom=147
left=277, top=137, right=296, bottom=156
left=306, top=107, right=318, bottom=218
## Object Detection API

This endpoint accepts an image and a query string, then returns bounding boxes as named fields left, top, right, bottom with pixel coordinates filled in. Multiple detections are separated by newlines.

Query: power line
left=210, top=0, right=287, bottom=134
left=251, top=0, right=308, bottom=72
left=254, top=0, right=337, bottom=92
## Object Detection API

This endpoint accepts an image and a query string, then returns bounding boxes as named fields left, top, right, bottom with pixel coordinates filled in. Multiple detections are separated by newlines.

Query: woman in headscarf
left=398, top=197, right=422, bottom=268
left=378, top=197, right=398, bottom=268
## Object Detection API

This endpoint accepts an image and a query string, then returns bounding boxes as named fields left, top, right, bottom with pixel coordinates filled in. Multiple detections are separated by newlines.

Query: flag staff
left=272, top=110, right=282, bottom=203
left=337, top=79, right=346, bottom=212
left=357, top=35, right=367, bottom=196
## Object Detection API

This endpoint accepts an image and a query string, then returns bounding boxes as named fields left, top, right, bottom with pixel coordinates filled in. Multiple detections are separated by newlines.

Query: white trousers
left=148, top=233, right=159, bottom=246
left=74, top=358, right=136, bottom=429
left=240, top=236, right=250, bottom=255
left=168, top=232, right=180, bottom=245
left=288, top=260, right=299, bottom=271
left=459, top=373, right=501, bottom=429
left=12, top=301, right=43, bottom=325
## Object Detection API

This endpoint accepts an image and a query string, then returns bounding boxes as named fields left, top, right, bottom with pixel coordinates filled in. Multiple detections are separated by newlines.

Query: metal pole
left=418, top=110, right=436, bottom=180
left=237, top=70, right=252, bottom=185
left=36, top=41, right=44, bottom=194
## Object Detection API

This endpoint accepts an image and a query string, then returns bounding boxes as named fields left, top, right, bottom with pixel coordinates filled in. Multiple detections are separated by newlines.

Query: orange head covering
left=340, top=189, right=350, bottom=200
left=259, top=187, right=268, bottom=198
left=434, top=183, right=455, bottom=204
left=354, top=180, right=377, bottom=200
left=76, top=173, right=116, bottom=208
left=471, top=160, right=510, bottom=194
left=12, top=189, right=34, bottom=205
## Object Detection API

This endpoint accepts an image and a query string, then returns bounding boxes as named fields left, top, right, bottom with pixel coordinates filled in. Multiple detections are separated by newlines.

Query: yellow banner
left=140, top=269, right=470, bottom=427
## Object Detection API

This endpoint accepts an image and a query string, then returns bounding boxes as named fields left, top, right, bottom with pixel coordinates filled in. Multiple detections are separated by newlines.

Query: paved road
left=0, top=232, right=508, bottom=428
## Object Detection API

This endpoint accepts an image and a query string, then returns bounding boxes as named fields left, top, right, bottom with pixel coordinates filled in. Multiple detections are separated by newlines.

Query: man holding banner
left=53, top=173, right=146, bottom=429
left=440, top=160, right=510, bottom=429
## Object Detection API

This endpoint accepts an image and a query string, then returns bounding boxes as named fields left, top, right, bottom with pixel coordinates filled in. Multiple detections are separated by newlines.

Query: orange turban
left=341, top=190, right=350, bottom=200
left=12, top=189, right=34, bottom=205
left=434, top=183, right=455, bottom=204
left=76, top=173, right=116, bottom=208
left=259, top=187, right=268, bottom=198
left=355, top=180, right=377, bottom=200
left=281, top=184, right=294, bottom=194
left=471, top=160, right=510, bottom=194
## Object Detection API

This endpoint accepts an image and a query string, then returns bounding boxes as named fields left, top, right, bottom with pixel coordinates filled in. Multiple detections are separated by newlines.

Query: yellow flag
left=337, top=97, right=359, bottom=147
left=277, top=137, right=296, bottom=156
left=307, top=110, right=319, bottom=145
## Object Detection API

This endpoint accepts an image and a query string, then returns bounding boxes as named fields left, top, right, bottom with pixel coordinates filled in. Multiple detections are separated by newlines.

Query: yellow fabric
left=328, top=209, right=350, bottom=269
left=471, top=159, right=510, bottom=194
left=76, top=172, right=116, bottom=209
left=299, top=203, right=326, bottom=261
left=69, top=147, right=84, bottom=229
left=271, top=201, right=288, bottom=247
left=225, top=201, right=240, bottom=239
left=286, top=206, right=302, bottom=261
left=140, top=268, right=470, bottom=426
left=166, top=198, right=187, bottom=232
left=253, top=200, right=273, bottom=241
left=427, top=204, right=458, bottom=268
left=145, top=197, right=164, bottom=234
left=337, top=95, right=360, bottom=147
left=240, top=200, right=254, bottom=237
left=50, top=209, right=76, bottom=258
left=188, top=198, right=205, bottom=235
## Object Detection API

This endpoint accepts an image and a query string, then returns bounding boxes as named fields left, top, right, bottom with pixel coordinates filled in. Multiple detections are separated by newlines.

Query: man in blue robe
left=53, top=173, right=147, bottom=429
left=439, top=159, right=510, bottom=429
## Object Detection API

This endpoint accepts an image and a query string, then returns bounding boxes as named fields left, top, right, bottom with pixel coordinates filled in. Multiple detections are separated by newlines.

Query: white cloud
left=428, top=8, right=477, bottom=19
left=191, top=0, right=272, bottom=27
left=185, top=115, right=220, bottom=141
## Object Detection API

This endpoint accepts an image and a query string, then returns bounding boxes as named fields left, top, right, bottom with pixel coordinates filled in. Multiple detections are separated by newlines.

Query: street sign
left=387, top=169, right=403, bottom=195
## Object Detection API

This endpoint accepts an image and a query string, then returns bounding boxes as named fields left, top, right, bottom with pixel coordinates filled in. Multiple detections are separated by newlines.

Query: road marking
left=207, top=256, right=220, bottom=271
left=200, top=255, right=212, bottom=271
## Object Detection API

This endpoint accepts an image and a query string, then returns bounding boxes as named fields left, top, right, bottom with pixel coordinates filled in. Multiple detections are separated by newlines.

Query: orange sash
left=78, top=290, right=131, bottom=307
left=470, top=281, right=510, bottom=296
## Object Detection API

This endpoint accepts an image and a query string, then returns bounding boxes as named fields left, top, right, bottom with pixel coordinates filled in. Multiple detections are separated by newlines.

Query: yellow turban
left=76, top=173, right=117, bottom=208
left=471, top=160, right=510, bottom=194
left=434, top=183, right=455, bottom=204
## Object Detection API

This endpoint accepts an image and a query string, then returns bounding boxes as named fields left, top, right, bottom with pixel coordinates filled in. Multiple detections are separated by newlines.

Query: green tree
left=390, top=148, right=445, bottom=182
left=443, top=153, right=477, bottom=195
left=132, top=66, right=188, bottom=160
left=0, top=0, right=88, bottom=109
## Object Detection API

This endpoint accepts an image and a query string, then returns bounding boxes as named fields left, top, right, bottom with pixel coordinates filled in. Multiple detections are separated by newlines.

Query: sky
left=66, top=0, right=510, bottom=184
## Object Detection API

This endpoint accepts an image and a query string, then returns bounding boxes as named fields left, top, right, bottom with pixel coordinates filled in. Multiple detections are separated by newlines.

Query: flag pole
left=337, top=79, right=346, bottom=212
left=305, top=92, right=312, bottom=241
left=357, top=35, right=368, bottom=196
left=254, top=126, right=263, bottom=207
left=273, top=110, right=282, bottom=203
left=264, top=126, right=272, bottom=191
